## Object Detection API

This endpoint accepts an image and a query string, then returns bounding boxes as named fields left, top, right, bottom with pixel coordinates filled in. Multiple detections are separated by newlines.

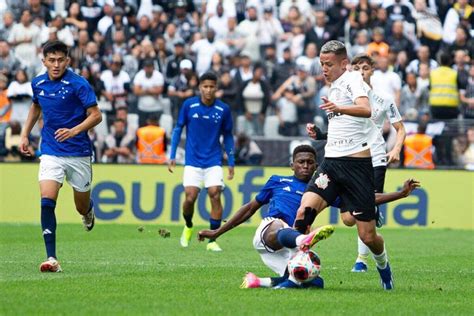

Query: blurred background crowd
left=0, top=0, right=473, bottom=169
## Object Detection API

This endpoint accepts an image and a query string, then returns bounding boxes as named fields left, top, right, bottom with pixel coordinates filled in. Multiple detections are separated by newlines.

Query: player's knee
left=340, top=212, right=356, bottom=226
left=359, top=231, right=376, bottom=246
left=207, top=190, right=221, bottom=202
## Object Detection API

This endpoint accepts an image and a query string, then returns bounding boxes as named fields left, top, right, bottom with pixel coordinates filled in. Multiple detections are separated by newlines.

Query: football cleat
left=82, top=208, right=95, bottom=232
left=39, top=257, right=62, bottom=273
left=351, top=261, right=368, bottom=272
left=240, top=272, right=260, bottom=289
left=206, top=241, right=222, bottom=252
left=299, top=225, right=335, bottom=250
left=180, top=226, right=193, bottom=247
left=377, top=263, right=394, bottom=290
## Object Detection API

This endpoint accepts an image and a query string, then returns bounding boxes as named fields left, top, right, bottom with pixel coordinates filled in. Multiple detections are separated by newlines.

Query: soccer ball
left=288, top=250, right=321, bottom=283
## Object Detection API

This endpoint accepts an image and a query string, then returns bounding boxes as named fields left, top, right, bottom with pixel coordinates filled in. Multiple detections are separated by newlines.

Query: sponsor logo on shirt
left=215, top=105, right=224, bottom=112
left=327, top=112, right=342, bottom=120
left=327, top=138, right=354, bottom=147
left=279, top=178, right=293, bottom=182
left=190, top=103, right=200, bottom=108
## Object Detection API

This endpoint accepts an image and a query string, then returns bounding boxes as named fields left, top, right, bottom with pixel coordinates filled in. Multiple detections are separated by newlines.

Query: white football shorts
left=183, top=165, right=224, bottom=189
left=252, top=217, right=297, bottom=276
left=38, top=155, right=92, bottom=192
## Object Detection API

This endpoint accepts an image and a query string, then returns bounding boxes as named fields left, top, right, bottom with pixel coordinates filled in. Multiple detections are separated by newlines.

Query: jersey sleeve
left=255, top=176, right=277, bottom=205
left=31, top=82, right=38, bottom=104
left=385, top=99, right=402, bottom=124
left=348, top=73, right=368, bottom=103
left=76, top=80, right=98, bottom=108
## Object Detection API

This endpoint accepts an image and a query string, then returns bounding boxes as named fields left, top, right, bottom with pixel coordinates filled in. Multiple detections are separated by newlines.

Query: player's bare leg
left=340, top=212, right=369, bottom=272
left=181, top=186, right=199, bottom=247
left=39, top=180, right=62, bottom=272
left=357, top=220, right=393, bottom=290
left=207, top=186, right=223, bottom=251
left=74, top=190, right=94, bottom=231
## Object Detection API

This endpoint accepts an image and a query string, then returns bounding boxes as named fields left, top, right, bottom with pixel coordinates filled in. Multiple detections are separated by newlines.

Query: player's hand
left=19, top=136, right=31, bottom=156
left=168, top=159, right=176, bottom=173
left=306, top=123, right=317, bottom=140
left=228, top=166, right=234, bottom=180
left=386, top=149, right=401, bottom=163
left=198, top=229, right=217, bottom=241
left=400, top=179, right=420, bottom=197
left=319, top=97, right=340, bottom=113
left=55, top=128, right=78, bottom=142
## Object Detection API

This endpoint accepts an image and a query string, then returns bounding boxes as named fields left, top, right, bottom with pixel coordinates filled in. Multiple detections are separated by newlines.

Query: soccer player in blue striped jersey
left=19, top=41, right=102, bottom=272
left=168, top=72, right=235, bottom=252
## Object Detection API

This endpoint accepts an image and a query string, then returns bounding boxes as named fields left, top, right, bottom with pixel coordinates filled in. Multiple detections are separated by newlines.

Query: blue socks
left=276, top=228, right=301, bottom=248
left=41, top=198, right=57, bottom=259
left=209, top=218, right=221, bottom=242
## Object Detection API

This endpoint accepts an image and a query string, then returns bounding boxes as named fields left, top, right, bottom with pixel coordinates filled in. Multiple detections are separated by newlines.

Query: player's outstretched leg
left=352, top=236, right=369, bottom=272
left=276, top=225, right=335, bottom=250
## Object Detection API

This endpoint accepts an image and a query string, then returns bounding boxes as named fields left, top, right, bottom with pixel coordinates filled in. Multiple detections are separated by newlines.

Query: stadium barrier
left=0, top=164, right=472, bottom=229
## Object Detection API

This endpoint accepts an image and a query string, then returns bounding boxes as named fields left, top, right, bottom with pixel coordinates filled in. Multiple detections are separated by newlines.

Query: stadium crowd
left=0, top=0, right=473, bottom=169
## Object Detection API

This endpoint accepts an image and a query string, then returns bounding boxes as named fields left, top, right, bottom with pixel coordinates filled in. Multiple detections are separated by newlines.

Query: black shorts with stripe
left=306, top=157, right=376, bottom=221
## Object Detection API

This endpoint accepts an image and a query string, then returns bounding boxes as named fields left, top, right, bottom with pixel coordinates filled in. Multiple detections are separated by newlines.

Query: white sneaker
left=82, top=208, right=95, bottom=232
left=39, top=257, right=62, bottom=272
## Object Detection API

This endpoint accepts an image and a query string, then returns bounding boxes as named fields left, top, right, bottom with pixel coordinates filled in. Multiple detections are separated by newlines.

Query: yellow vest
left=136, top=125, right=167, bottom=164
left=429, top=66, right=459, bottom=107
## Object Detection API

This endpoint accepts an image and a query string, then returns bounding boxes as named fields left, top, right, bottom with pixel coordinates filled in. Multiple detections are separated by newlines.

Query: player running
left=307, top=53, right=406, bottom=273
left=168, top=72, right=235, bottom=252
left=294, top=40, right=394, bottom=290
left=19, top=40, right=102, bottom=272
left=198, top=145, right=420, bottom=289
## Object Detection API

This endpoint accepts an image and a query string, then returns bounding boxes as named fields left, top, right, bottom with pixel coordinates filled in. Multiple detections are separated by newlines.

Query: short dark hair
left=199, top=71, right=218, bottom=84
left=320, top=40, right=347, bottom=57
left=43, top=40, right=69, bottom=58
left=351, top=53, right=376, bottom=67
left=292, top=144, right=316, bottom=161
left=438, top=52, right=451, bottom=66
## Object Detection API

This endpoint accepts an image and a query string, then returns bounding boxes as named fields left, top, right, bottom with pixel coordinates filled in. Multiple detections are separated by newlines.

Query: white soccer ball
left=288, top=250, right=321, bottom=283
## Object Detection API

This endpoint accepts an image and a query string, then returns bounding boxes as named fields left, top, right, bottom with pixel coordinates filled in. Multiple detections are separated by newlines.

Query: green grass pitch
left=1, top=223, right=473, bottom=315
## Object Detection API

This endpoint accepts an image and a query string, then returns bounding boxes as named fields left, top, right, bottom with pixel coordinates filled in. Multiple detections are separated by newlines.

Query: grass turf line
left=0, top=224, right=473, bottom=315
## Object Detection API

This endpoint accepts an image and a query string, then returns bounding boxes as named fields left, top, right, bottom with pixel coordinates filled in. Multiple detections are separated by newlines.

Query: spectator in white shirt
left=371, top=56, right=402, bottom=107
left=8, top=10, right=41, bottom=72
left=191, top=29, right=229, bottom=76
left=207, top=3, right=230, bottom=41
left=133, top=58, right=165, bottom=126
left=7, top=68, right=32, bottom=125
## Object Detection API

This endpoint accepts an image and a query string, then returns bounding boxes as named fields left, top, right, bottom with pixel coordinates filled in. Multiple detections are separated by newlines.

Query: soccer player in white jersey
left=348, top=53, right=406, bottom=272
left=168, top=72, right=235, bottom=252
left=294, top=40, right=394, bottom=290
left=19, top=40, right=102, bottom=272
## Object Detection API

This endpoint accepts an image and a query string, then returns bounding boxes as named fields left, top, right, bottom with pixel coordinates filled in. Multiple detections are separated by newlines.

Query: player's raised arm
left=198, top=199, right=263, bottom=241
left=20, top=102, right=42, bottom=156
left=375, top=179, right=420, bottom=205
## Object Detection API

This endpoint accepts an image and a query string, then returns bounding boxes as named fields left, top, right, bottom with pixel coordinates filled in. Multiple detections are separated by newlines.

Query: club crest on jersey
left=315, top=173, right=330, bottom=189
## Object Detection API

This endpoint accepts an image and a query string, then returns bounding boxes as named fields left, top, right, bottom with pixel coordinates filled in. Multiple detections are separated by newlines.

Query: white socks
left=356, top=236, right=370, bottom=264
left=373, top=247, right=388, bottom=269
left=258, top=277, right=272, bottom=288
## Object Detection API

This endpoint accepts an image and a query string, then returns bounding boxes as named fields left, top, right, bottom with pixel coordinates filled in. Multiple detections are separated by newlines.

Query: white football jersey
left=368, top=89, right=403, bottom=167
left=324, top=71, right=375, bottom=158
